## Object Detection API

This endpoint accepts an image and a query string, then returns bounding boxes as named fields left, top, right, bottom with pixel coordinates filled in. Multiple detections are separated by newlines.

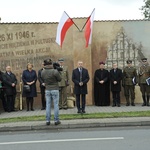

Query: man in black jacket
left=0, top=70, right=7, bottom=112
left=2, top=66, right=17, bottom=112
left=72, top=60, right=90, bottom=113
left=109, top=63, right=122, bottom=107
left=38, top=62, right=46, bottom=110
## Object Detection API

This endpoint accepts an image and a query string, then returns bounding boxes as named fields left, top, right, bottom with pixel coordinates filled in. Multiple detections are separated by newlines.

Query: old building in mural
left=106, top=27, right=145, bottom=70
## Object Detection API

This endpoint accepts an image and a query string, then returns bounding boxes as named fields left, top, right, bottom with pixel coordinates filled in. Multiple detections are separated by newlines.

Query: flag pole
left=64, top=11, right=81, bottom=32
left=80, top=8, right=95, bottom=32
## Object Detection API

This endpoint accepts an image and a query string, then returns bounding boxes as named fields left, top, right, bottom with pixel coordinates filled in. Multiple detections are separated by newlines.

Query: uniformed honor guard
left=138, top=58, right=150, bottom=106
left=58, top=58, right=69, bottom=110
left=122, top=60, right=137, bottom=106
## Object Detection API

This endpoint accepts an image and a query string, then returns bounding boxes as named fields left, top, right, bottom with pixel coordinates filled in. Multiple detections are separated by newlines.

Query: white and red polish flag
left=85, top=8, right=95, bottom=48
left=56, top=11, right=74, bottom=47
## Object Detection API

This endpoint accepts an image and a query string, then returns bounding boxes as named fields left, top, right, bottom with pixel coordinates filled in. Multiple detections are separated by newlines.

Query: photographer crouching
left=41, top=58, right=62, bottom=126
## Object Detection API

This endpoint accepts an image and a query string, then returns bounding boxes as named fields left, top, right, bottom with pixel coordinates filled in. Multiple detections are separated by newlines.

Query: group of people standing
left=0, top=57, right=150, bottom=125
left=0, top=64, right=37, bottom=113
left=94, top=58, right=150, bottom=107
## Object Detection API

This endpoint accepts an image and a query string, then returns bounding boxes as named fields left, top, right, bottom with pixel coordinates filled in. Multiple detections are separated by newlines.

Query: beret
left=141, top=58, right=147, bottom=61
left=126, top=60, right=132, bottom=64
left=99, top=61, right=105, bottom=65
left=58, top=58, right=64, bottom=62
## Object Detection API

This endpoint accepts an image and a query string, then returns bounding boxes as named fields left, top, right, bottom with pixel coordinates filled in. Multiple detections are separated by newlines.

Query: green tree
left=141, top=0, right=150, bottom=19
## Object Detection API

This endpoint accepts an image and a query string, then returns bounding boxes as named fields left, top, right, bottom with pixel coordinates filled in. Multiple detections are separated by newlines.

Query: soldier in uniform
left=58, top=58, right=69, bottom=110
left=122, top=60, right=137, bottom=106
left=138, top=58, right=150, bottom=106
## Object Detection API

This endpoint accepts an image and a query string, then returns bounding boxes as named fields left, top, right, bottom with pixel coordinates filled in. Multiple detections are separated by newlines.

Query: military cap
left=99, top=61, right=105, bottom=65
left=58, top=58, right=64, bottom=62
left=126, top=60, right=132, bottom=64
left=141, top=58, right=147, bottom=62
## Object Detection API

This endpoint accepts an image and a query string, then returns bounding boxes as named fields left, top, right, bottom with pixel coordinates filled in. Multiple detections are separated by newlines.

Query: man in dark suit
left=2, top=66, right=17, bottom=112
left=38, top=63, right=46, bottom=110
left=0, top=70, right=7, bottom=112
left=72, top=60, right=90, bottom=113
left=110, top=63, right=122, bottom=107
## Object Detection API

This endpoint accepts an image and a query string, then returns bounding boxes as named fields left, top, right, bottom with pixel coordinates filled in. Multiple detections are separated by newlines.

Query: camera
left=43, top=59, right=63, bottom=71
left=53, top=62, right=63, bottom=71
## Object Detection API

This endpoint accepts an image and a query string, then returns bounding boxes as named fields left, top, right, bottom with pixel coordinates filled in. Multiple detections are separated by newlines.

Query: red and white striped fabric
left=85, top=9, right=95, bottom=48
left=56, top=11, right=74, bottom=47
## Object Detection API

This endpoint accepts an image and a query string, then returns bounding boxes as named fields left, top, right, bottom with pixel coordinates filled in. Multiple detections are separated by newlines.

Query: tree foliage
left=141, top=0, right=150, bottom=19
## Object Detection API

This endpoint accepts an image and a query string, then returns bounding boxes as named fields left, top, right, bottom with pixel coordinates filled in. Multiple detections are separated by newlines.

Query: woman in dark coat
left=109, top=63, right=122, bottom=107
left=22, top=63, right=37, bottom=111
left=94, top=61, right=110, bottom=106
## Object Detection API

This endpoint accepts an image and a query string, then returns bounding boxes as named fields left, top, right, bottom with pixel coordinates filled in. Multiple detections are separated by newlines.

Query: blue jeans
left=45, top=90, right=59, bottom=122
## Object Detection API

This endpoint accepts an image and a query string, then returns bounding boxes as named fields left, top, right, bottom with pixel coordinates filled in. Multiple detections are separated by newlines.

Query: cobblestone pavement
left=0, top=104, right=150, bottom=131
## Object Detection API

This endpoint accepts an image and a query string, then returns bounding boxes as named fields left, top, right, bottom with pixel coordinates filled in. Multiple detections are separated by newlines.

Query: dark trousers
left=6, top=95, right=15, bottom=112
left=26, top=97, right=34, bottom=110
left=112, top=91, right=120, bottom=105
left=76, top=94, right=86, bottom=111
left=40, top=86, right=46, bottom=108
left=0, top=90, right=7, bottom=111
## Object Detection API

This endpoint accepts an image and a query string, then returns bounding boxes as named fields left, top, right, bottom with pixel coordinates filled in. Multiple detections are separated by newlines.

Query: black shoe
left=112, top=104, right=116, bottom=107
left=41, top=107, right=45, bottom=110
left=55, top=121, right=61, bottom=125
left=131, top=103, right=135, bottom=106
left=82, top=110, right=86, bottom=113
left=142, top=103, right=146, bottom=106
left=77, top=110, right=81, bottom=113
left=46, top=122, right=50, bottom=125
left=126, top=103, right=130, bottom=106
left=31, top=108, right=34, bottom=111
left=63, top=107, right=68, bottom=110
left=59, top=107, right=62, bottom=110
left=117, top=104, right=120, bottom=107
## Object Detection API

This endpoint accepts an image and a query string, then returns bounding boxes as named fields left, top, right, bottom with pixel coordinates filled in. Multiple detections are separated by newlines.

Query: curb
left=0, top=120, right=150, bottom=132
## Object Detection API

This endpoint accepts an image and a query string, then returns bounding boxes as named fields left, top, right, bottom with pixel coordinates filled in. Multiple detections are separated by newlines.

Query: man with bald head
left=2, top=66, right=17, bottom=112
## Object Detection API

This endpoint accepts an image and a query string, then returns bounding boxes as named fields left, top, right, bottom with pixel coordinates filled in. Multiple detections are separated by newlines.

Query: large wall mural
left=0, top=20, right=149, bottom=106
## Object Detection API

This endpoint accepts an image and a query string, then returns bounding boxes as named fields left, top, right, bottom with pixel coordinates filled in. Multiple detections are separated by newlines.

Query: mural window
left=120, top=52, right=123, bottom=58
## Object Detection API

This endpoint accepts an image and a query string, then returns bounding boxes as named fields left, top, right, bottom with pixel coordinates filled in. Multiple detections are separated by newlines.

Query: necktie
left=79, top=68, right=82, bottom=82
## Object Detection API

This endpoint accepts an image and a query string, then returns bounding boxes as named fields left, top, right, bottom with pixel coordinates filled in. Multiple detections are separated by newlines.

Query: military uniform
left=123, top=60, right=137, bottom=106
left=138, top=58, right=150, bottom=106
left=58, top=58, right=69, bottom=109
